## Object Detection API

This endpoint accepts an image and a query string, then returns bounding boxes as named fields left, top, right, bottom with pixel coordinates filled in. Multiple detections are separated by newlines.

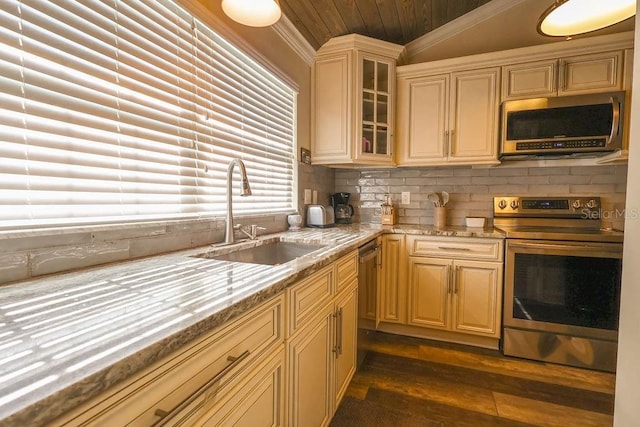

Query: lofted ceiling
left=278, top=0, right=493, bottom=50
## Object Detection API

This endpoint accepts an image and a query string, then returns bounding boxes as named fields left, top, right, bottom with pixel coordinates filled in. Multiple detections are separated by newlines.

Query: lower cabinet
left=286, top=251, right=358, bottom=427
left=379, top=234, right=406, bottom=323
left=407, top=257, right=503, bottom=337
left=186, top=347, right=285, bottom=426
left=375, top=235, right=504, bottom=347
left=52, top=295, right=285, bottom=427
left=287, top=304, right=334, bottom=427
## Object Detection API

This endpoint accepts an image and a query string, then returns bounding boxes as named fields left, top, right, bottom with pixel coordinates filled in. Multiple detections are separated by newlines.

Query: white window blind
left=0, top=0, right=296, bottom=230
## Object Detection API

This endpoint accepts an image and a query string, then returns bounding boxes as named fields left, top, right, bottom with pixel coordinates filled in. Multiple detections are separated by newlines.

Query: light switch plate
left=312, top=190, right=318, bottom=204
left=304, top=189, right=312, bottom=204
left=401, top=192, right=410, bottom=205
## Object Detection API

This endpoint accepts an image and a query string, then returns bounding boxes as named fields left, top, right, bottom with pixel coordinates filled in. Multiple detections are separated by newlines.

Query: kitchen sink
left=194, top=240, right=326, bottom=266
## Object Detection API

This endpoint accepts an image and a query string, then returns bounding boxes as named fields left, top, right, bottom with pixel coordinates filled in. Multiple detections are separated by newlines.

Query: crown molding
left=316, top=33, right=405, bottom=59
left=405, top=0, right=529, bottom=60
left=272, top=14, right=316, bottom=66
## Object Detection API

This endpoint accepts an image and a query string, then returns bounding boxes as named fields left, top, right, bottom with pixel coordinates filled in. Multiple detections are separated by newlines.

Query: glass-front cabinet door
left=358, top=55, right=394, bottom=162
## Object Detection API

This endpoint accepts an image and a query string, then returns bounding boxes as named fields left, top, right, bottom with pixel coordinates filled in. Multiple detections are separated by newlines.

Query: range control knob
left=586, top=199, right=598, bottom=209
left=572, top=200, right=583, bottom=209
left=510, top=200, right=519, bottom=210
left=498, top=199, right=508, bottom=209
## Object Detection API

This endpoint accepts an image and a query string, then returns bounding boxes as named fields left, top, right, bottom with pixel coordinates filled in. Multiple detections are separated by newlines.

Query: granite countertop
left=0, top=224, right=504, bottom=426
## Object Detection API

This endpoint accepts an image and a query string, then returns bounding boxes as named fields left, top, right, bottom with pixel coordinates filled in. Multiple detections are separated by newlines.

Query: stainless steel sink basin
left=195, top=241, right=326, bottom=265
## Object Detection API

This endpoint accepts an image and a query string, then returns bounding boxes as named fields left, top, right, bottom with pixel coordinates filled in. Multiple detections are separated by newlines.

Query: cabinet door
left=449, top=68, right=500, bottom=163
left=380, top=234, right=406, bottom=323
left=502, top=60, right=557, bottom=100
left=451, top=260, right=503, bottom=338
left=407, top=257, right=451, bottom=329
left=312, top=52, right=353, bottom=164
left=395, top=74, right=449, bottom=165
left=333, top=283, right=358, bottom=410
left=357, top=54, right=396, bottom=164
left=560, top=51, right=623, bottom=95
left=287, top=305, right=333, bottom=427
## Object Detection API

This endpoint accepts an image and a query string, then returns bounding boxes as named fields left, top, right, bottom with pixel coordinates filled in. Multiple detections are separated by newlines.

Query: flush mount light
left=537, top=0, right=636, bottom=37
left=221, top=0, right=282, bottom=27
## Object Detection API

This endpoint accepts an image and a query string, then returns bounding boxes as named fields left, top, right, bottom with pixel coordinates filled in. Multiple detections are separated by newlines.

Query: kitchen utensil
left=428, top=193, right=441, bottom=207
left=441, top=191, right=449, bottom=206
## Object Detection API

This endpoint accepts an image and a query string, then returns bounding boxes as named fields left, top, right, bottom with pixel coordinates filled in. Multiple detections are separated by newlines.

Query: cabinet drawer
left=55, top=295, right=284, bottom=426
left=183, top=347, right=285, bottom=426
left=407, top=236, right=503, bottom=261
left=336, top=250, right=358, bottom=294
left=287, top=265, right=333, bottom=336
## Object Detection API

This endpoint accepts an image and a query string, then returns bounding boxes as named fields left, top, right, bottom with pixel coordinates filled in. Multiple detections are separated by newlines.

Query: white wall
left=613, top=8, right=640, bottom=426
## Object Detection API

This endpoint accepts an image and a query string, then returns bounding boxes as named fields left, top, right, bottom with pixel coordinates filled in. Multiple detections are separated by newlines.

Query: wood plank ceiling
left=279, top=0, right=493, bottom=50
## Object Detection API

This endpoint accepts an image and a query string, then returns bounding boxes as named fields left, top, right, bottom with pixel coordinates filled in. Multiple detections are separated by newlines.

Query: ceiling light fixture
left=221, top=0, right=282, bottom=27
left=537, top=0, right=636, bottom=37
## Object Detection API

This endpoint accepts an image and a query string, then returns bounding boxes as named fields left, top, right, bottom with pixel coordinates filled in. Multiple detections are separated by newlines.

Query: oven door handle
left=508, top=241, right=622, bottom=253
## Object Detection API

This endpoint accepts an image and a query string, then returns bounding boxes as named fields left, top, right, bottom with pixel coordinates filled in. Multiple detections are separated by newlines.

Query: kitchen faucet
left=224, top=158, right=252, bottom=244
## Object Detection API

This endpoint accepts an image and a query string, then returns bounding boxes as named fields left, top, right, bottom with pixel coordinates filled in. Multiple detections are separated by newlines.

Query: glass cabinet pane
left=376, top=94, right=388, bottom=123
left=363, top=59, right=375, bottom=90
left=376, top=126, right=388, bottom=155
left=362, top=92, right=374, bottom=122
left=377, top=62, right=388, bottom=92
left=362, top=124, right=374, bottom=153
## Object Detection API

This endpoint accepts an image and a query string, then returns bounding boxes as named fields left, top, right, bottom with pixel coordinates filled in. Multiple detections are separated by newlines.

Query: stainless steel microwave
left=500, top=91, right=625, bottom=158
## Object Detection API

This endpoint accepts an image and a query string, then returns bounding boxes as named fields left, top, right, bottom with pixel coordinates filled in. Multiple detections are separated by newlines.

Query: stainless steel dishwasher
left=357, top=238, right=380, bottom=368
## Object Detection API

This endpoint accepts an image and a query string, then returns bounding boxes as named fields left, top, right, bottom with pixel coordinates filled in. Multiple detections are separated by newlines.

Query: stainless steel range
left=494, top=196, right=623, bottom=372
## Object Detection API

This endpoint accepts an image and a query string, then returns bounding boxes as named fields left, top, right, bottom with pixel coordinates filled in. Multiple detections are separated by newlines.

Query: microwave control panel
left=515, top=138, right=606, bottom=151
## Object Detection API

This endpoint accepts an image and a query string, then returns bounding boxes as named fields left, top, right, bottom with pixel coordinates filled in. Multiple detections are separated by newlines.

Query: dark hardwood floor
left=331, top=332, right=615, bottom=427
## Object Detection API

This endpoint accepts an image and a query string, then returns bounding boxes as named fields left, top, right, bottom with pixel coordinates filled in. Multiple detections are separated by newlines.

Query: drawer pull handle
left=152, top=350, right=250, bottom=426
left=437, top=246, right=471, bottom=251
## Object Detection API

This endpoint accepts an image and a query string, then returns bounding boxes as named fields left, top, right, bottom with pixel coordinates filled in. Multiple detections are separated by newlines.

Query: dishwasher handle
left=359, top=245, right=380, bottom=263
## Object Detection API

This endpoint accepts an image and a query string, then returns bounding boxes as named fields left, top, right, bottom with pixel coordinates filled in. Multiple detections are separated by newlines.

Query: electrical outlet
left=304, top=189, right=312, bottom=204
left=401, top=191, right=410, bottom=205
left=312, top=190, right=318, bottom=204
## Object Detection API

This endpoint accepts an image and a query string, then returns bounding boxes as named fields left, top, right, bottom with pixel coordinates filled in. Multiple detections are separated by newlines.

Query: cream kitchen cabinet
left=405, top=236, right=504, bottom=340
left=311, top=34, right=404, bottom=166
left=395, top=67, right=500, bottom=166
left=407, top=257, right=502, bottom=338
left=379, top=234, right=407, bottom=323
left=52, top=295, right=285, bottom=426
left=286, top=250, right=358, bottom=427
left=502, top=50, right=624, bottom=100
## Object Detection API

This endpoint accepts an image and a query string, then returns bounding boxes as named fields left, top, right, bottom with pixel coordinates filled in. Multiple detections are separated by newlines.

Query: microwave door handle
left=609, top=96, right=621, bottom=146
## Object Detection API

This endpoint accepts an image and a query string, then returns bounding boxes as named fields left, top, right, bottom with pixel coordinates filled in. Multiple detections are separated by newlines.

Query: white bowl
left=465, top=217, right=486, bottom=228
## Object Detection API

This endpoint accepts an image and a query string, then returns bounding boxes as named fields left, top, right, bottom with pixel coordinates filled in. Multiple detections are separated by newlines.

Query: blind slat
left=0, top=0, right=295, bottom=230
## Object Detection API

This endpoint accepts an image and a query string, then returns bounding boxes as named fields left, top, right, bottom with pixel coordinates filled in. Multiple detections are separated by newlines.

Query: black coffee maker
left=330, top=192, right=354, bottom=224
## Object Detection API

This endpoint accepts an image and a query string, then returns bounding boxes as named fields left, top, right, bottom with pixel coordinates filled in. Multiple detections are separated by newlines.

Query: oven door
left=504, top=239, right=622, bottom=341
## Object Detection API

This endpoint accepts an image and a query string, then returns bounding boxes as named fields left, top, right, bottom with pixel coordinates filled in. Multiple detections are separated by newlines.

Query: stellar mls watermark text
left=582, top=208, right=639, bottom=220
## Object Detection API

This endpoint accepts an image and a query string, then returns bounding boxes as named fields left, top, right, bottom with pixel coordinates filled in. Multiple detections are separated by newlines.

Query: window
left=0, top=0, right=296, bottom=230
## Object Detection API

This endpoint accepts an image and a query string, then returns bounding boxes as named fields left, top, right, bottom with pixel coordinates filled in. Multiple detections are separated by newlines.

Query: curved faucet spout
left=225, top=159, right=252, bottom=244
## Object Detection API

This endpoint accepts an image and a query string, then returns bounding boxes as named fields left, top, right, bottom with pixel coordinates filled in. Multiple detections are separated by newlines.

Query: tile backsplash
left=335, top=164, right=628, bottom=229
left=0, top=162, right=628, bottom=286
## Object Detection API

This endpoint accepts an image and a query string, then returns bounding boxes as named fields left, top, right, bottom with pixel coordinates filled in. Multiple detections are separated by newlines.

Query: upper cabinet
left=502, top=50, right=625, bottom=101
left=396, top=67, right=500, bottom=166
left=394, top=31, right=633, bottom=167
left=311, top=35, right=404, bottom=167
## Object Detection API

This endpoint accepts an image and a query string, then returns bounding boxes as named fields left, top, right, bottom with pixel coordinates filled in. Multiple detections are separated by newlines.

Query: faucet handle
left=234, top=223, right=243, bottom=230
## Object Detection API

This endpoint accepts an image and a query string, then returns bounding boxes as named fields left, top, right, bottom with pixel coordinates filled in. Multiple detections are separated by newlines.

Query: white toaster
left=306, top=205, right=335, bottom=228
